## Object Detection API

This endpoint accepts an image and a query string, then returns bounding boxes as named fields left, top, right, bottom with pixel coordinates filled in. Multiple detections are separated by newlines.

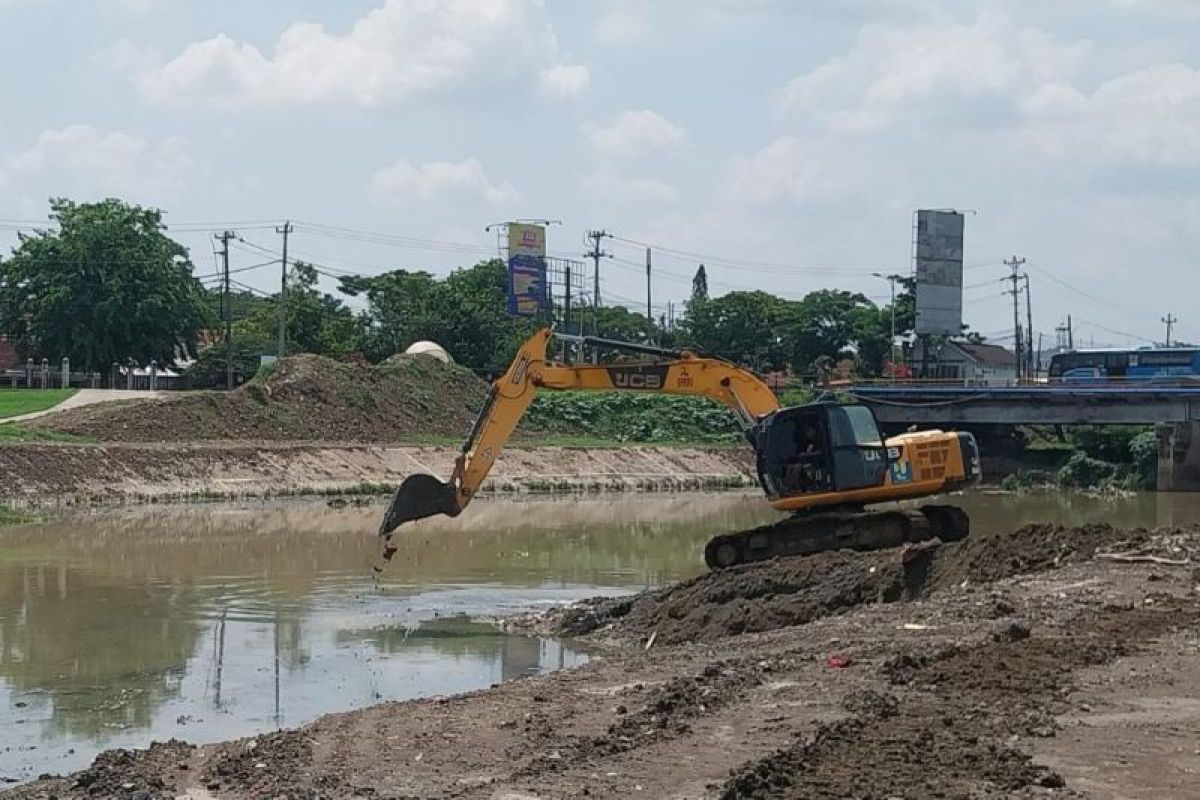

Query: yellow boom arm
left=451, top=328, right=780, bottom=510
left=377, top=327, right=780, bottom=539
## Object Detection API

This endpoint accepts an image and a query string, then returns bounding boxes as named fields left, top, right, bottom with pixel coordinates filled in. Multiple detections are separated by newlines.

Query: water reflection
left=0, top=494, right=776, bottom=783
left=5, top=489, right=1198, bottom=784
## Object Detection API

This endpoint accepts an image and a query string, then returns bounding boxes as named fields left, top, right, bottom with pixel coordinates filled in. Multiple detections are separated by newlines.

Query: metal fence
left=2, top=358, right=186, bottom=390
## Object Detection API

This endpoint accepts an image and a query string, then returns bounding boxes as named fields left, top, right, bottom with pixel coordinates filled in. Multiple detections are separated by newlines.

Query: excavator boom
left=379, top=327, right=780, bottom=539
left=378, top=327, right=978, bottom=571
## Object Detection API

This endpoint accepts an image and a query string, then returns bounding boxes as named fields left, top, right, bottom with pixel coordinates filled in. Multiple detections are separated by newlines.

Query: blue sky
left=1, top=0, right=1198, bottom=347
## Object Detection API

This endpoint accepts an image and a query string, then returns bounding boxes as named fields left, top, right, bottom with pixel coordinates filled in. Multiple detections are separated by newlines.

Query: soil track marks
left=529, top=523, right=1148, bottom=646
left=721, top=601, right=1195, bottom=798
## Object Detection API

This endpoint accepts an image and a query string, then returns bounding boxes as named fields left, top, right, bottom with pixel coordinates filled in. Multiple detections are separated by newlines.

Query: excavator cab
left=755, top=402, right=889, bottom=500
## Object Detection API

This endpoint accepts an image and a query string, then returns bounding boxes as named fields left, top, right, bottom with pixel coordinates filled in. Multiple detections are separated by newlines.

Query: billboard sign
left=914, top=210, right=964, bottom=336
left=506, top=223, right=549, bottom=318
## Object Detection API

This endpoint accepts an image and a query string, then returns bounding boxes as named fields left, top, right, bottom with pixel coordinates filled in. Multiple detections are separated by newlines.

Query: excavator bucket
left=378, top=474, right=460, bottom=537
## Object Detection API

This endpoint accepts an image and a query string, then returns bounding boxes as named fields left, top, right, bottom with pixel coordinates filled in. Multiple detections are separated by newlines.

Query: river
left=2, top=489, right=1199, bottom=783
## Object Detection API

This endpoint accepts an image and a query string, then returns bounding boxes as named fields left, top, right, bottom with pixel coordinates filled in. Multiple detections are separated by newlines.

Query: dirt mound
left=33, top=353, right=488, bottom=442
left=201, top=730, right=350, bottom=799
left=720, top=601, right=1195, bottom=799
left=544, top=523, right=1156, bottom=645
left=63, top=739, right=194, bottom=798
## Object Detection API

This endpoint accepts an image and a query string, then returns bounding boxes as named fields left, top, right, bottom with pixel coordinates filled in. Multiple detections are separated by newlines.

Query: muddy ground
left=31, top=353, right=487, bottom=443
left=0, top=443, right=754, bottom=504
left=5, top=522, right=1200, bottom=800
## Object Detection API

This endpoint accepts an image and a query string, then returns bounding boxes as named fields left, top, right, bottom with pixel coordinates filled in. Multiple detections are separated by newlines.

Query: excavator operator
left=783, top=420, right=826, bottom=493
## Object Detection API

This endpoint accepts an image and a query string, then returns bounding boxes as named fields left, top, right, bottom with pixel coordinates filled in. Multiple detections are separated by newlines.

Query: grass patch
left=0, top=388, right=76, bottom=419
left=0, top=504, right=37, bottom=525
left=395, top=433, right=745, bottom=448
left=0, top=424, right=95, bottom=444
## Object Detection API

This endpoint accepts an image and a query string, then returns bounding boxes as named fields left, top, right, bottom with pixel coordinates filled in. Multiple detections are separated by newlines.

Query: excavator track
left=703, top=504, right=970, bottom=570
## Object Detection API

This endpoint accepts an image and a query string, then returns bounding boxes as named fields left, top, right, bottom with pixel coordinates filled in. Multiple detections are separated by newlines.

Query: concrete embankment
left=0, top=443, right=755, bottom=505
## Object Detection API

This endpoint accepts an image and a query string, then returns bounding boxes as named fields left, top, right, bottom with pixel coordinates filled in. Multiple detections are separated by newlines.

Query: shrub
left=1127, top=430, right=1158, bottom=490
left=1057, top=452, right=1117, bottom=489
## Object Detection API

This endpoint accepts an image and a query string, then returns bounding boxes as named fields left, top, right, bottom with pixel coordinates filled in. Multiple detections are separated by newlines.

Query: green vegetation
left=189, top=263, right=362, bottom=387
left=0, top=424, right=93, bottom=443
left=0, top=504, right=36, bottom=525
left=0, top=199, right=211, bottom=371
left=0, top=198, right=927, bottom=387
left=526, top=392, right=743, bottom=444
left=0, top=388, right=76, bottom=419
left=1005, top=425, right=1157, bottom=492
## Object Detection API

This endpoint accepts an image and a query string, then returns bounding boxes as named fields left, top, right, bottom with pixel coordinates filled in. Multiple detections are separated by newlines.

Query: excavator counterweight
left=377, top=327, right=980, bottom=571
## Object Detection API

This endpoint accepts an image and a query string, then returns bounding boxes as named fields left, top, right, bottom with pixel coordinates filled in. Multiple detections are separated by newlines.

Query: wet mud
left=522, top=523, right=1149, bottom=646
left=5, top=521, right=1199, bottom=800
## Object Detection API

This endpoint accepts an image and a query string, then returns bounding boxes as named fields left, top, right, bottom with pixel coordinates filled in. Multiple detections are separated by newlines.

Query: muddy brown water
left=1, top=489, right=1199, bottom=785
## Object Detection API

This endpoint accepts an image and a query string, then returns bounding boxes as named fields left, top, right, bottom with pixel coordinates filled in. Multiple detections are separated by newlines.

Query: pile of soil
left=720, top=600, right=1196, bottom=799
left=533, top=522, right=1151, bottom=645
left=32, top=354, right=488, bottom=442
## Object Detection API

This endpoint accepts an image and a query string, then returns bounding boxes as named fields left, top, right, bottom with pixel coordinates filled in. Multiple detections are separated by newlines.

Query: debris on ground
left=6, top=522, right=1200, bottom=800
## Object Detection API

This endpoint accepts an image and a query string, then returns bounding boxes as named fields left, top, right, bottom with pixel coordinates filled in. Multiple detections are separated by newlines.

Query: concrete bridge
left=849, top=384, right=1200, bottom=491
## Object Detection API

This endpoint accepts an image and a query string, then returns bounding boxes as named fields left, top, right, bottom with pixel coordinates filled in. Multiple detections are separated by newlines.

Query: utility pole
left=1023, top=273, right=1034, bottom=379
left=645, top=247, right=653, bottom=329
left=1067, top=314, right=1073, bottom=350
left=872, top=272, right=903, bottom=381
left=276, top=220, right=293, bottom=357
left=1003, top=256, right=1026, bottom=382
left=586, top=230, right=612, bottom=363
left=586, top=230, right=611, bottom=334
left=564, top=263, right=572, bottom=363
left=1162, top=313, right=1178, bottom=347
left=1055, top=320, right=1069, bottom=352
left=215, top=231, right=236, bottom=389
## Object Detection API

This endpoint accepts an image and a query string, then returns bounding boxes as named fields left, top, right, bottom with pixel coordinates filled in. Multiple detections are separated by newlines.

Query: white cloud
left=777, top=11, right=1091, bottom=132
left=725, top=134, right=906, bottom=206
left=97, top=0, right=168, bottom=14
left=538, top=63, right=590, bottom=101
left=0, top=125, right=198, bottom=202
left=123, top=0, right=587, bottom=107
left=581, top=171, right=680, bottom=205
left=1017, top=63, right=1200, bottom=165
left=94, top=39, right=161, bottom=73
left=369, top=158, right=519, bottom=207
left=1107, top=0, right=1200, bottom=19
left=595, top=2, right=651, bottom=46
left=769, top=7, right=1200, bottom=170
left=584, top=110, right=685, bottom=158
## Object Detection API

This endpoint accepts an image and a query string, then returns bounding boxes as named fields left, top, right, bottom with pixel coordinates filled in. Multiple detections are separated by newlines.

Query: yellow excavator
left=378, top=328, right=980, bottom=570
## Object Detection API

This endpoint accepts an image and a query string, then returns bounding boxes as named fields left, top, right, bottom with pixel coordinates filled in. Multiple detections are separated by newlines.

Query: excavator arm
left=377, top=327, right=781, bottom=542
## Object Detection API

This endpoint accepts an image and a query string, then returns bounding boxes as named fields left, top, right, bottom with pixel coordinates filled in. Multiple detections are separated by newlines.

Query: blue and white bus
left=1048, top=347, right=1200, bottom=382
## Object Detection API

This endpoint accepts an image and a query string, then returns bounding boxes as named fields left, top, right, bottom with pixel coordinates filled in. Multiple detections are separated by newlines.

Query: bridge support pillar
left=1157, top=422, right=1200, bottom=491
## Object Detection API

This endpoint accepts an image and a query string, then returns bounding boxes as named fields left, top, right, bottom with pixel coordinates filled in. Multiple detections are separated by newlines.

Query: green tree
left=341, top=259, right=535, bottom=372
left=782, top=290, right=875, bottom=373
left=594, top=305, right=657, bottom=343
left=0, top=199, right=212, bottom=371
left=232, top=262, right=362, bottom=356
left=680, top=290, right=793, bottom=369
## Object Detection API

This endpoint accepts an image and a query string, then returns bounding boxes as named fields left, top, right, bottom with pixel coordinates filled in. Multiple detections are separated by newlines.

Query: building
left=911, top=340, right=1017, bottom=386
